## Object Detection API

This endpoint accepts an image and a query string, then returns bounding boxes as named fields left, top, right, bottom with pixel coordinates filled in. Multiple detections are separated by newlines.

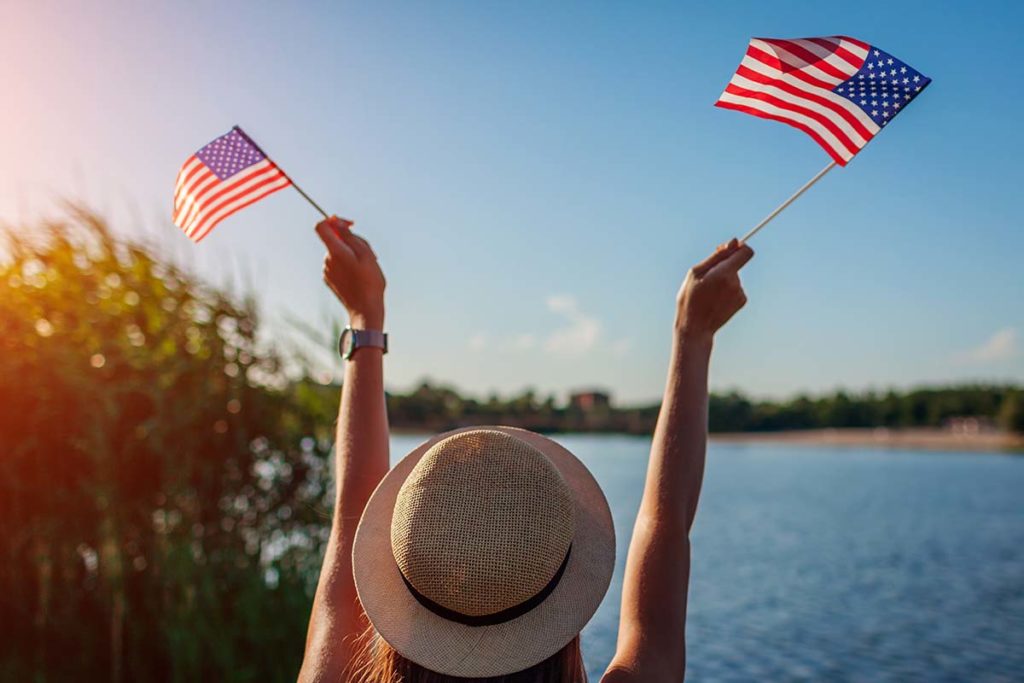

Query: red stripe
left=173, top=169, right=216, bottom=222
left=746, top=43, right=781, bottom=71
left=770, top=39, right=850, bottom=81
left=191, top=180, right=290, bottom=243
left=174, top=155, right=200, bottom=189
left=724, top=84, right=860, bottom=155
left=735, top=65, right=873, bottom=140
left=178, top=165, right=277, bottom=231
left=174, top=159, right=208, bottom=204
left=187, top=171, right=288, bottom=238
left=747, top=45, right=838, bottom=91
left=187, top=164, right=277, bottom=220
left=840, top=35, right=870, bottom=52
left=714, top=100, right=848, bottom=166
left=807, top=37, right=865, bottom=70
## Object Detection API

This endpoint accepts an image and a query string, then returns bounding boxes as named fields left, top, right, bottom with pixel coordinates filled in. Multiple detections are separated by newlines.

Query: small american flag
left=716, top=36, right=931, bottom=165
left=173, top=126, right=291, bottom=242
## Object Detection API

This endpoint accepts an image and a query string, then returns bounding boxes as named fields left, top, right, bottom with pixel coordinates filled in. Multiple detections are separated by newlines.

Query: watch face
left=339, top=328, right=355, bottom=359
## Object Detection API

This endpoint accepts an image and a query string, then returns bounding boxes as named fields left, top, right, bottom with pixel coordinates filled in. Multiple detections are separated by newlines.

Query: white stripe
left=174, top=173, right=221, bottom=227
left=175, top=171, right=216, bottom=222
left=749, top=39, right=844, bottom=86
left=182, top=166, right=282, bottom=235
left=740, top=55, right=880, bottom=134
left=176, top=160, right=274, bottom=229
left=717, top=91, right=854, bottom=161
left=175, top=171, right=213, bottom=215
left=728, top=73, right=870, bottom=147
left=188, top=176, right=291, bottom=242
left=785, top=38, right=861, bottom=77
left=841, top=38, right=869, bottom=62
left=173, top=157, right=202, bottom=197
left=183, top=167, right=287, bottom=236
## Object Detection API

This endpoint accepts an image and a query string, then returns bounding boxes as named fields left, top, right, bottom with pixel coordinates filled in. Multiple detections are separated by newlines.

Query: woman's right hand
left=675, top=238, right=754, bottom=343
left=315, top=216, right=386, bottom=329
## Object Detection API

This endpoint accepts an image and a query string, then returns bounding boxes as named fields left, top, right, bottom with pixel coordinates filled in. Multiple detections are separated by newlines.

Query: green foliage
left=708, top=385, right=1018, bottom=432
left=998, top=391, right=1024, bottom=434
left=0, top=210, right=335, bottom=682
left=387, top=381, right=1021, bottom=435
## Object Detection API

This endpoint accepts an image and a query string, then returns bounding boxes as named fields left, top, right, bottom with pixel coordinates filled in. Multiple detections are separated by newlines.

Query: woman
left=298, top=217, right=754, bottom=682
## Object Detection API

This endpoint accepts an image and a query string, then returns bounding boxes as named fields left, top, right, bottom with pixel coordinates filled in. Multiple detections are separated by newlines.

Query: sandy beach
left=711, top=427, right=1024, bottom=453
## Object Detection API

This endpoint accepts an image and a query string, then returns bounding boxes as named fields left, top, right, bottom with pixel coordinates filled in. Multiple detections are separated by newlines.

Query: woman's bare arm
left=298, top=217, right=389, bottom=682
left=604, top=239, right=753, bottom=683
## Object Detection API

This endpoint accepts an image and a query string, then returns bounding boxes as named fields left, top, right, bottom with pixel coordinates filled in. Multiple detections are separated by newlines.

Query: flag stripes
left=172, top=127, right=292, bottom=242
left=713, top=35, right=914, bottom=165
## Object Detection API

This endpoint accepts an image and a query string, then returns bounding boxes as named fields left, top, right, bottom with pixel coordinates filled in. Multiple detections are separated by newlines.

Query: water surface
left=390, top=434, right=1024, bottom=682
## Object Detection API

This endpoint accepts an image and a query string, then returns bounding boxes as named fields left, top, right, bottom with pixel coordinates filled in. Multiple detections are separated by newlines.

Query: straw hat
left=352, top=426, right=615, bottom=677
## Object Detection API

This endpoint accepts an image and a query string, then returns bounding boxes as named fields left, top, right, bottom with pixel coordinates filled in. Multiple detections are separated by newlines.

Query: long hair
left=346, top=625, right=588, bottom=683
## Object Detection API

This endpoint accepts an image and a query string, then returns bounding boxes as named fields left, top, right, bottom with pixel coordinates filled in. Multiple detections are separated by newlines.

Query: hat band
left=398, top=545, right=572, bottom=627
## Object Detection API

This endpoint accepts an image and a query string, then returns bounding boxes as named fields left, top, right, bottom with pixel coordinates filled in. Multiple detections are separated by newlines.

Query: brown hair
left=347, top=625, right=588, bottom=683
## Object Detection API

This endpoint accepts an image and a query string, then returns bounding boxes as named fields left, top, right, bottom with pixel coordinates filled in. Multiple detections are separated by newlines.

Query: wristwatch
left=339, top=326, right=388, bottom=360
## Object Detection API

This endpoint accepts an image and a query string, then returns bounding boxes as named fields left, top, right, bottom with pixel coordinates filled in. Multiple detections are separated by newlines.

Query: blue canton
left=195, top=128, right=266, bottom=180
left=832, top=45, right=931, bottom=128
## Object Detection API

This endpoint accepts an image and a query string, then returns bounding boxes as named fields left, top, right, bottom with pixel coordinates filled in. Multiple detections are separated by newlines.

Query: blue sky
left=2, top=1, right=1022, bottom=403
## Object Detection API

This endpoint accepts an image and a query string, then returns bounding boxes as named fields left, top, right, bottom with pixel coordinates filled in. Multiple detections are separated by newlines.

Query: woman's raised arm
left=604, top=239, right=753, bottom=683
left=299, top=217, right=389, bottom=682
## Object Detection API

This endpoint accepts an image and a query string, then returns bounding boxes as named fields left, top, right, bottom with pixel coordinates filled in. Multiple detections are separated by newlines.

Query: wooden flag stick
left=233, top=126, right=330, bottom=220
left=741, top=160, right=837, bottom=243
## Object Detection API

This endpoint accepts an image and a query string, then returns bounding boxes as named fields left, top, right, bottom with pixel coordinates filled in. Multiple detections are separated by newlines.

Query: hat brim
left=352, top=426, right=615, bottom=678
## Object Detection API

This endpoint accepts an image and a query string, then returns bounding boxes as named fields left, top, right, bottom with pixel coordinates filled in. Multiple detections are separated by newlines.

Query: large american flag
left=173, top=126, right=291, bottom=242
left=716, top=36, right=931, bottom=165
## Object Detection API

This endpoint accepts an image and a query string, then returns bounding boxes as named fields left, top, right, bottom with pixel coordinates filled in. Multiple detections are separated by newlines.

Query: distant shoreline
left=392, top=426, right=1024, bottom=454
left=710, top=427, right=1024, bottom=454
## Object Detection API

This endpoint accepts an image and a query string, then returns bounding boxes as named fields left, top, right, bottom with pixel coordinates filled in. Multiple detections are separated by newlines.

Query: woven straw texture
left=352, top=426, right=615, bottom=678
left=390, top=430, right=576, bottom=616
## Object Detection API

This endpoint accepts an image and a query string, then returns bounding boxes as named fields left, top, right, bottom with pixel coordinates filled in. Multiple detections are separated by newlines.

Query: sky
left=2, top=0, right=1022, bottom=404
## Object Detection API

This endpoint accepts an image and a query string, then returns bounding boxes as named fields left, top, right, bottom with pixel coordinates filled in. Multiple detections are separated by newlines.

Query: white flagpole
left=741, top=160, right=837, bottom=243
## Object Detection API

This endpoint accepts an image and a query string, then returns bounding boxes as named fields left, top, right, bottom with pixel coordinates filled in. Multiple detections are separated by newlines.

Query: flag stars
left=829, top=44, right=928, bottom=127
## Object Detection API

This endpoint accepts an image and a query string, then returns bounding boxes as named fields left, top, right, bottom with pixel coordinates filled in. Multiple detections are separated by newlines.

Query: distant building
left=945, top=416, right=997, bottom=435
left=569, top=390, right=611, bottom=413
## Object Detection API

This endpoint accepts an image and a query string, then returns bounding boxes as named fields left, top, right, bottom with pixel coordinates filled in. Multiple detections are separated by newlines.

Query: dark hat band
left=398, top=545, right=572, bottom=627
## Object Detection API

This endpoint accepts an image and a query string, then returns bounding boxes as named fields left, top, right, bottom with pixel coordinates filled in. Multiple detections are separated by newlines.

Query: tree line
left=380, top=381, right=1024, bottom=436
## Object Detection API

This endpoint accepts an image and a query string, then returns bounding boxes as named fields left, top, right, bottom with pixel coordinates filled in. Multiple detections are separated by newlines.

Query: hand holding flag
left=316, top=216, right=386, bottom=330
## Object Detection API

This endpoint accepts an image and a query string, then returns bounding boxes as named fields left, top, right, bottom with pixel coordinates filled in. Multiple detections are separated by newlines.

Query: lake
left=390, top=433, right=1024, bottom=682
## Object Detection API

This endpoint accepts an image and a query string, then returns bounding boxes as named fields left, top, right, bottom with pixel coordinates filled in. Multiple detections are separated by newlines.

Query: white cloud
left=956, top=328, right=1018, bottom=364
left=543, top=294, right=600, bottom=355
